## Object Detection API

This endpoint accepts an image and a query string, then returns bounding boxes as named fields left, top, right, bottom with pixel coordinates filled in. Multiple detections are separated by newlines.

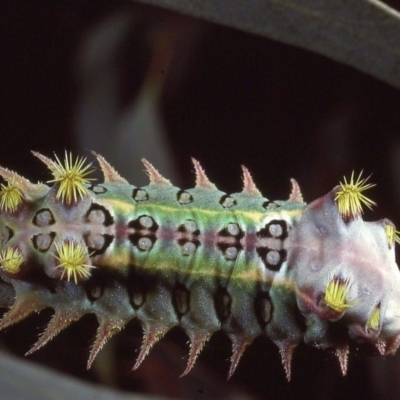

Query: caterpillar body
left=0, top=151, right=399, bottom=381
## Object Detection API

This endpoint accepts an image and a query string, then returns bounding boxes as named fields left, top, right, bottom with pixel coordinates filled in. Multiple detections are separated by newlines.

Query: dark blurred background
left=2, top=1, right=400, bottom=399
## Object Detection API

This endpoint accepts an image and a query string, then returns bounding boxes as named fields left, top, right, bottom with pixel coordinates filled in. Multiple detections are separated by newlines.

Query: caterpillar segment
left=0, top=152, right=399, bottom=381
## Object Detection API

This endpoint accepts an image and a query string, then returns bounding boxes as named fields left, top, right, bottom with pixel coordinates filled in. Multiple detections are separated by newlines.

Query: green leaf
left=132, top=0, right=400, bottom=88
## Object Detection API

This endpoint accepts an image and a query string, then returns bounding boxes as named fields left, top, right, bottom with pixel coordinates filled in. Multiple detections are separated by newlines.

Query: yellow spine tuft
left=367, top=305, right=380, bottom=331
left=323, top=276, right=354, bottom=313
left=384, top=223, right=400, bottom=248
left=0, top=181, right=24, bottom=213
left=48, top=152, right=95, bottom=205
left=0, top=247, right=24, bottom=274
left=53, top=241, right=94, bottom=284
left=335, top=171, right=376, bottom=220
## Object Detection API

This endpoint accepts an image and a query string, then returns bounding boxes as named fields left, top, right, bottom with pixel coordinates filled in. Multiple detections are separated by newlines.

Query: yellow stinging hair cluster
left=384, top=223, right=400, bottom=248
left=0, top=181, right=23, bottom=213
left=367, top=305, right=380, bottom=331
left=53, top=241, right=94, bottom=284
left=0, top=247, right=24, bottom=274
left=323, top=276, right=354, bottom=313
left=48, top=152, right=94, bottom=205
left=335, top=171, right=376, bottom=220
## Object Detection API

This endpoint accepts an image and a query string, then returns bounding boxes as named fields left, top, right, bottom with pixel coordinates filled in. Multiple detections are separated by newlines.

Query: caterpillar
left=0, top=151, right=399, bottom=382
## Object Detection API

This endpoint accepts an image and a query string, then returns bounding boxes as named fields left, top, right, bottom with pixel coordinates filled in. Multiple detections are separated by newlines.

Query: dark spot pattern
left=217, top=222, right=243, bottom=260
left=32, top=232, right=56, bottom=252
left=1, top=226, right=13, bottom=245
left=84, top=233, right=114, bottom=256
left=89, top=185, right=107, bottom=194
left=218, top=223, right=243, bottom=238
left=263, top=201, right=279, bottom=210
left=177, top=190, right=193, bottom=204
left=132, top=188, right=149, bottom=202
left=173, top=284, right=190, bottom=316
left=256, top=248, right=287, bottom=271
left=220, top=195, right=237, bottom=208
left=178, top=220, right=198, bottom=234
left=129, top=215, right=158, bottom=233
left=129, top=233, right=156, bottom=251
left=178, top=238, right=200, bottom=255
left=32, top=209, right=55, bottom=227
left=215, top=287, right=231, bottom=321
left=217, top=242, right=241, bottom=260
left=255, top=295, right=273, bottom=325
left=85, top=204, right=114, bottom=226
left=257, top=220, right=288, bottom=239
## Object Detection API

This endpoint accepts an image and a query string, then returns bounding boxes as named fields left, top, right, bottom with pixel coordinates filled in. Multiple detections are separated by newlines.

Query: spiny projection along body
left=0, top=152, right=400, bottom=381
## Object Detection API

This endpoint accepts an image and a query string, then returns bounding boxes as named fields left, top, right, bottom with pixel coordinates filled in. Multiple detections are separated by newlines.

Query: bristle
left=240, top=166, right=262, bottom=196
left=87, top=319, right=124, bottom=369
left=288, top=178, right=304, bottom=203
left=335, top=346, right=349, bottom=376
left=141, top=158, right=172, bottom=186
left=33, top=151, right=95, bottom=205
left=0, top=247, right=24, bottom=274
left=322, top=276, right=354, bottom=314
left=0, top=295, right=45, bottom=330
left=180, top=331, right=211, bottom=377
left=275, top=340, right=297, bottom=382
left=228, top=336, right=251, bottom=380
left=191, top=158, right=216, bottom=189
left=386, top=335, right=400, bottom=355
left=133, top=325, right=169, bottom=370
left=31, top=151, right=55, bottom=170
left=26, top=309, right=83, bottom=355
left=53, top=241, right=94, bottom=284
left=0, top=165, right=48, bottom=197
left=92, top=151, right=128, bottom=184
left=376, top=339, right=386, bottom=355
left=335, top=171, right=376, bottom=221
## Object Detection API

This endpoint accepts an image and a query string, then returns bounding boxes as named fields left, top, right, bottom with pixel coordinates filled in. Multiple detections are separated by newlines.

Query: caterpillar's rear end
left=0, top=151, right=399, bottom=381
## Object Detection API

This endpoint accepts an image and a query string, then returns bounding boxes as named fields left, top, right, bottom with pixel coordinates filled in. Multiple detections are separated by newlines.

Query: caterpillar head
left=288, top=173, right=400, bottom=359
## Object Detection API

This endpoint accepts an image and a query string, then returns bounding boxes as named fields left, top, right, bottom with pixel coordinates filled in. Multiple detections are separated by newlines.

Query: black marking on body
left=132, top=188, right=149, bottom=202
left=177, top=219, right=201, bottom=255
left=220, top=195, right=237, bottom=208
left=32, top=209, right=55, bottom=227
left=129, top=233, right=156, bottom=251
left=263, top=201, right=279, bottom=210
left=89, top=185, right=107, bottom=194
left=127, top=271, right=161, bottom=310
left=177, top=238, right=200, bottom=255
left=256, top=248, right=287, bottom=271
left=217, top=223, right=243, bottom=260
left=85, top=278, right=105, bottom=302
left=218, top=223, right=243, bottom=238
left=257, top=220, right=288, bottom=240
left=255, top=294, right=273, bottom=326
left=1, top=226, right=13, bottom=245
left=85, top=203, right=114, bottom=226
left=217, top=242, right=242, bottom=260
left=214, top=287, right=231, bottom=321
left=128, top=215, right=158, bottom=233
left=178, top=220, right=199, bottom=235
left=32, top=232, right=56, bottom=252
left=177, top=190, right=193, bottom=204
left=84, top=233, right=114, bottom=256
left=173, top=283, right=190, bottom=317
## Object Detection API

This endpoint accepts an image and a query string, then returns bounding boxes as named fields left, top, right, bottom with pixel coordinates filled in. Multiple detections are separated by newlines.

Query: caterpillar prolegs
left=0, top=152, right=399, bottom=381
